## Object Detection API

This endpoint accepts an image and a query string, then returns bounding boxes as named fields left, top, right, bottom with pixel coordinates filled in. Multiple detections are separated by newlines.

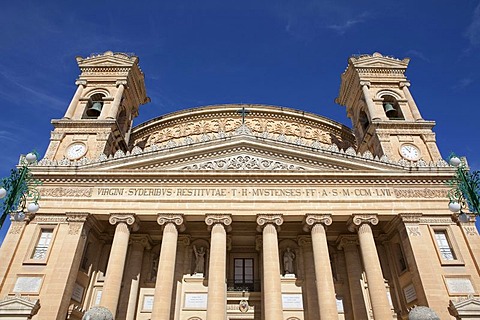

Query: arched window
left=382, top=95, right=404, bottom=120
left=82, top=93, right=105, bottom=119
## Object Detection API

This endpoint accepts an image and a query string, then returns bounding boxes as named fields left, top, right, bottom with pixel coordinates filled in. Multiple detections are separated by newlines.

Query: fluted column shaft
left=64, top=81, right=86, bottom=119
left=125, top=237, right=149, bottom=320
left=339, top=237, right=369, bottom=320
left=357, top=223, right=392, bottom=319
left=106, top=82, right=125, bottom=119
left=311, top=223, right=338, bottom=319
left=401, top=82, right=422, bottom=121
left=257, top=214, right=284, bottom=320
left=151, top=214, right=184, bottom=320
left=101, top=221, right=131, bottom=316
left=206, top=224, right=227, bottom=320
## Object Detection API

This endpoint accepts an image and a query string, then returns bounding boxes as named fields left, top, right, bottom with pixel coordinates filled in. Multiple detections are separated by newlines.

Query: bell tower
left=335, top=52, right=442, bottom=163
left=44, top=51, right=149, bottom=161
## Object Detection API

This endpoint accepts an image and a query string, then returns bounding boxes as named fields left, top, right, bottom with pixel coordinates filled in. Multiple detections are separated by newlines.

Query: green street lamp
left=0, top=152, right=42, bottom=228
left=447, top=154, right=480, bottom=223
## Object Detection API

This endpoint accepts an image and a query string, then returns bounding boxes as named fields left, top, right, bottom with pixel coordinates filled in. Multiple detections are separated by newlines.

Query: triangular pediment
left=76, top=51, right=137, bottom=68
left=54, top=135, right=409, bottom=172
left=0, top=294, right=40, bottom=316
left=350, top=53, right=410, bottom=69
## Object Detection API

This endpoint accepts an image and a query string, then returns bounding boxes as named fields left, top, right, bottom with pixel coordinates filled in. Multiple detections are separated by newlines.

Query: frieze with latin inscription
left=37, top=186, right=450, bottom=201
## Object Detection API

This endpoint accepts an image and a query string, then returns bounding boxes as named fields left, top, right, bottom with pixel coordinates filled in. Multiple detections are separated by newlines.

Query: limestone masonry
left=0, top=51, right=479, bottom=320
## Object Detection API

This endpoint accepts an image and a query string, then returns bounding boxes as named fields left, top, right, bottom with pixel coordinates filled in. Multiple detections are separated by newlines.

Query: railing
left=227, top=280, right=261, bottom=292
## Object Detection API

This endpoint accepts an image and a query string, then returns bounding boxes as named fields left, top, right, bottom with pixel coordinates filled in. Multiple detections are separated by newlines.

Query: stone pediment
left=449, top=297, right=480, bottom=318
left=349, top=52, right=410, bottom=70
left=0, top=294, right=40, bottom=317
left=37, top=134, right=421, bottom=172
left=76, top=51, right=138, bottom=69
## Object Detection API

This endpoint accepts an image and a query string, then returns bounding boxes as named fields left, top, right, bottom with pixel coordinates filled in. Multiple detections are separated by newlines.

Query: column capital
left=109, top=213, right=139, bottom=231
left=347, top=214, right=378, bottom=232
left=256, top=214, right=283, bottom=232
left=157, top=213, right=185, bottom=232
left=129, top=234, right=152, bottom=250
left=336, top=235, right=359, bottom=250
left=116, top=80, right=128, bottom=87
left=205, top=214, right=232, bottom=232
left=399, top=81, right=411, bottom=88
left=303, top=214, right=332, bottom=232
left=75, top=79, right=87, bottom=86
left=360, top=81, right=371, bottom=88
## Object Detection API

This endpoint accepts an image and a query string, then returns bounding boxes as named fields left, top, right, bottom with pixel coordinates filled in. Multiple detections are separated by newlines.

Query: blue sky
left=1, top=0, right=480, bottom=239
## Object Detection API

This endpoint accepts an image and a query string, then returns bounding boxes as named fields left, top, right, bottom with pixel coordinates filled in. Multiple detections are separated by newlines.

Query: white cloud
left=466, top=2, right=480, bottom=46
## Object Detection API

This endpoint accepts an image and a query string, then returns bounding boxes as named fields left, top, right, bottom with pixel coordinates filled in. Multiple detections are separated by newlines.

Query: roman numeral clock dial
left=66, top=142, right=87, bottom=160
left=399, top=144, right=420, bottom=161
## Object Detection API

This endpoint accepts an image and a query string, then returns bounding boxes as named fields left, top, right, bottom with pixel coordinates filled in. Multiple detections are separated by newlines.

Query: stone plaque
left=71, top=283, right=84, bottom=302
left=13, top=276, right=43, bottom=293
left=184, top=293, right=208, bottom=309
left=282, top=294, right=303, bottom=309
left=143, top=295, right=154, bottom=311
left=445, top=277, right=475, bottom=294
left=403, top=283, right=417, bottom=303
left=336, top=296, right=344, bottom=312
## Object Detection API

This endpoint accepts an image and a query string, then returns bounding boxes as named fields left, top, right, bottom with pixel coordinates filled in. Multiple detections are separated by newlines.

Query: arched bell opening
left=82, top=93, right=105, bottom=119
left=359, top=110, right=370, bottom=135
left=382, top=95, right=404, bottom=120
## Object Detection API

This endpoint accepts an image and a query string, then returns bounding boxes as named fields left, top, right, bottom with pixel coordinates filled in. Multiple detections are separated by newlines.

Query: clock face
left=400, top=144, right=420, bottom=161
left=66, top=142, right=87, bottom=160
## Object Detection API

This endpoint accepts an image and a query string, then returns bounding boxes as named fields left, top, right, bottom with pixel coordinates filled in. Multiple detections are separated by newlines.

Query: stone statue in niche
left=193, top=245, right=206, bottom=274
left=283, top=247, right=295, bottom=274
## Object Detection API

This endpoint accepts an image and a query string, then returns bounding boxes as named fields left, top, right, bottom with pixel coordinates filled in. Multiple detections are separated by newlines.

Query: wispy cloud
left=327, top=13, right=369, bottom=35
left=453, top=77, right=474, bottom=90
left=466, top=2, right=480, bottom=46
left=0, top=65, right=65, bottom=111
left=405, top=50, right=431, bottom=63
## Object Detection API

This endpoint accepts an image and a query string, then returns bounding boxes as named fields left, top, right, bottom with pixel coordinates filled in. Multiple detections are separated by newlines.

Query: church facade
left=0, top=51, right=479, bottom=320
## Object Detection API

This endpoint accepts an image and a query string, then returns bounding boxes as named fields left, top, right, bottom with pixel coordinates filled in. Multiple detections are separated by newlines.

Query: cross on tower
left=237, top=106, right=250, bottom=125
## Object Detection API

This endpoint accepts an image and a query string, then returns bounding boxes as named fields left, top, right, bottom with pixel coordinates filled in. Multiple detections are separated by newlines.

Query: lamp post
left=0, top=152, right=42, bottom=228
left=447, top=154, right=480, bottom=223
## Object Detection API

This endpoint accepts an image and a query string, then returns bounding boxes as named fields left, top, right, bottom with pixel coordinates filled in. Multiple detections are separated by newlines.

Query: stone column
left=124, top=235, right=151, bottom=320
left=151, top=214, right=185, bottom=320
left=297, top=236, right=320, bottom=319
left=337, top=235, right=369, bottom=320
left=205, top=214, right=232, bottom=320
left=400, top=82, right=422, bottom=121
left=106, top=81, right=126, bottom=119
left=257, top=214, right=284, bottom=320
left=304, top=214, right=338, bottom=319
left=101, top=214, right=138, bottom=317
left=348, top=215, right=392, bottom=319
left=361, top=81, right=385, bottom=120
left=64, top=80, right=86, bottom=119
